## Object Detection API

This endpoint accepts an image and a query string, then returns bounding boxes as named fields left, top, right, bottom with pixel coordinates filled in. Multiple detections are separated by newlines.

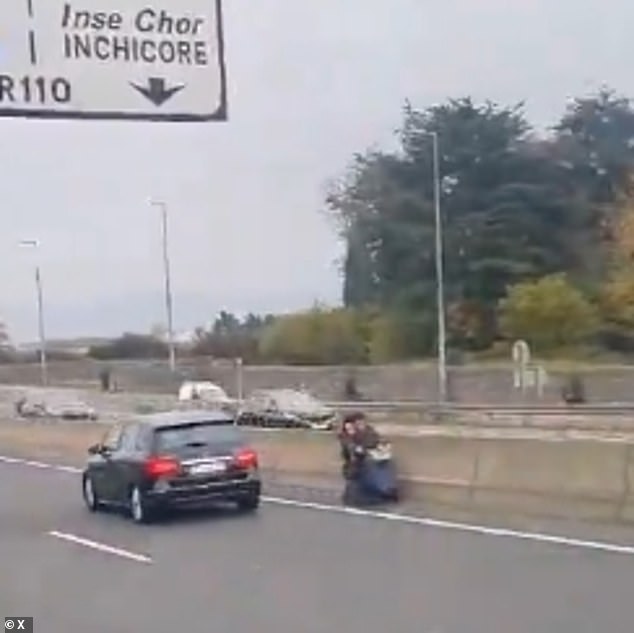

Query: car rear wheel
left=237, top=493, right=260, bottom=512
left=129, top=486, right=154, bottom=524
left=82, top=474, right=101, bottom=512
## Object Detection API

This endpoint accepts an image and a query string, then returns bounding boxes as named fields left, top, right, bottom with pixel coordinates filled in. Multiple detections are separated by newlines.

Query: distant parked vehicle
left=16, top=389, right=98, bottom=421
left=237, top=389, right=335, bottom=431
left=178, top=381, right=235, bottom=411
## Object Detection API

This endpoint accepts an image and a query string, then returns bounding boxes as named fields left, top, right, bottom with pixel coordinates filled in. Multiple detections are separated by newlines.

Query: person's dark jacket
left=352, top=424, right=380, bottom=451
left=338, top=431, right=356, bottom=479
left=341, top=424, right=381, bottom=479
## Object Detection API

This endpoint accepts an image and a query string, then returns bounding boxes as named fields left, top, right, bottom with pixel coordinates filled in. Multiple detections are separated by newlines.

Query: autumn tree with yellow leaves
left=600, top=183, right=634, bottom=345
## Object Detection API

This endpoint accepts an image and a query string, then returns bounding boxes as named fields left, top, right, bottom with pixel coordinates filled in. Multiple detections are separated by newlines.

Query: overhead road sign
left=0, top=0, right=227, bottom=122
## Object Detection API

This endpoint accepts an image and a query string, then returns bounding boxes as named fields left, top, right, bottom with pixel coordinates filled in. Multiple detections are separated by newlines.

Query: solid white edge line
left=262, top=496, right=634, bottom=556
left=0, top=455, right=80, bottom=473
left=2, top=454, right=633, bottom=556
left=48, top=530, right=152, bottom=564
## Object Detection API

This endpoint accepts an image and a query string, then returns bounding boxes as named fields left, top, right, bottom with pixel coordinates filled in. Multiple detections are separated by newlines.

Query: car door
left=90, top=424, right=123, bottom=503
left=106, top=423, right=141, bottom=506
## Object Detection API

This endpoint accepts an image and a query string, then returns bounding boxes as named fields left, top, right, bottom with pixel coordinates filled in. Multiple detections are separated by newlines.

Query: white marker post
left=0, top=0, right=227, bottom=121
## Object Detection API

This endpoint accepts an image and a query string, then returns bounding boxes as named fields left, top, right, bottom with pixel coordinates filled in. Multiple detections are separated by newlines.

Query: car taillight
left=234, top=448, right=258, bottom=469
left=144, top=456, right=181, bottom=478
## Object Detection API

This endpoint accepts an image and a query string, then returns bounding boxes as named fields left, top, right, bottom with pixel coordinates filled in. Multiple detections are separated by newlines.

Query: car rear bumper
left=146, top=479, right=261, bottom=509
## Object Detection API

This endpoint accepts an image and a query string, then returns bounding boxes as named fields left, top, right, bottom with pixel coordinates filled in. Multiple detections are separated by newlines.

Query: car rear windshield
left=154, top=422, right=242, bottom=452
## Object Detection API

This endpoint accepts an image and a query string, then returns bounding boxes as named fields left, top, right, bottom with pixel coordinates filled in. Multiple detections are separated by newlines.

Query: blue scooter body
left=343, top=452, right=399, bottom=505
left=360, top=458, right=398, bottom=498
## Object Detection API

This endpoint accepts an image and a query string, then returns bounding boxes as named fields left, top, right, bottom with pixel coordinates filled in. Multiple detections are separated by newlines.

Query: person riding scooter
left=338, top=413, right=360, bottom=480
left=339, top=412, right=398, bottom=505
left=338, top=411, right=380, bottom=470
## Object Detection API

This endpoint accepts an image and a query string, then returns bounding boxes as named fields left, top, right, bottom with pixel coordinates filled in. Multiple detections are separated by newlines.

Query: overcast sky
left=1, top=0, right=631, bottom=342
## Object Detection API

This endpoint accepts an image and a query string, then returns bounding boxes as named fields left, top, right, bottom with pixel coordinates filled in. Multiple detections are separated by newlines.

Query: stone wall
left=1, top=358, right=634, bottom=403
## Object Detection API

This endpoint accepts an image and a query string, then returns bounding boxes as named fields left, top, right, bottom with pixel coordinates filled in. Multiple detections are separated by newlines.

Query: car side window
left=119, top=425, right=138, bottom=453
left=134, top=425, right=149, bottom=451
left=102, top=424, right=123, bottom=451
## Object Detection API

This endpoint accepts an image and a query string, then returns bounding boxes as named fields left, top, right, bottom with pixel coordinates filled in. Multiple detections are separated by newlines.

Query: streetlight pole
left=150, top=200, right=176, bottom=372
left=19, top=240, right=48, bottom=386
left=428, top=132, right=448, bottom=402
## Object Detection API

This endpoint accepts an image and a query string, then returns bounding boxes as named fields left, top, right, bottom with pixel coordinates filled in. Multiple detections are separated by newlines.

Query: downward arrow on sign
left=130, top=77, right=185, bottom=106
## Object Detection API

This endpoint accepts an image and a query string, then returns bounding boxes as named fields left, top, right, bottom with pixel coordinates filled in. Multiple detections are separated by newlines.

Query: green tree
left=601, top=271, right=634, bottom=329
left=552, top=89, right=634, bottom=281
left=191, top=312, right=272, bottom=361
left=367, top=311, right=433, bottom=363
left=555, top=89, right=634, bottom=207
left=212, top=310, right=241, bottom=336
left=609, top=181, right=634, bottom=264
left=598, top=185, right=634, bottom=349
left=259, top=307, right=367, bottom=365
left=327, top=97, right=577, bottom=326
left=446, top=299, right=497, bottom=351
left=498, top=274, right=597, bottom=350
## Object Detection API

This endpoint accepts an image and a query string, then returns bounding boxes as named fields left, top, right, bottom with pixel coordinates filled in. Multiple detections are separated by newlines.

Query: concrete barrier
left=470, top=439, right=629, bottom=522
left=246, top=430, right=634, bottom=524
left=622, top=445, right=634, bottom=522
left=1, top=420, right=632, bottom=524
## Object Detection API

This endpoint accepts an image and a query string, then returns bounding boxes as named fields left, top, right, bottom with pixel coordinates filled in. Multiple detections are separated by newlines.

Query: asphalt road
left=1, top=461, right=634, bottom=633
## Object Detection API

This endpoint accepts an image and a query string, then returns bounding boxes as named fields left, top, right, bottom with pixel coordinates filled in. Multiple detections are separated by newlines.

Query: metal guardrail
left=179, top=397, right=634, bottom=415
left=322, top=401, right=634, bottom=414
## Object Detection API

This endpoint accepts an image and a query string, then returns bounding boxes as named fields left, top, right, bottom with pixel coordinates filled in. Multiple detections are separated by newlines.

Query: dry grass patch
left=0, top=421, right=106, bottom=464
